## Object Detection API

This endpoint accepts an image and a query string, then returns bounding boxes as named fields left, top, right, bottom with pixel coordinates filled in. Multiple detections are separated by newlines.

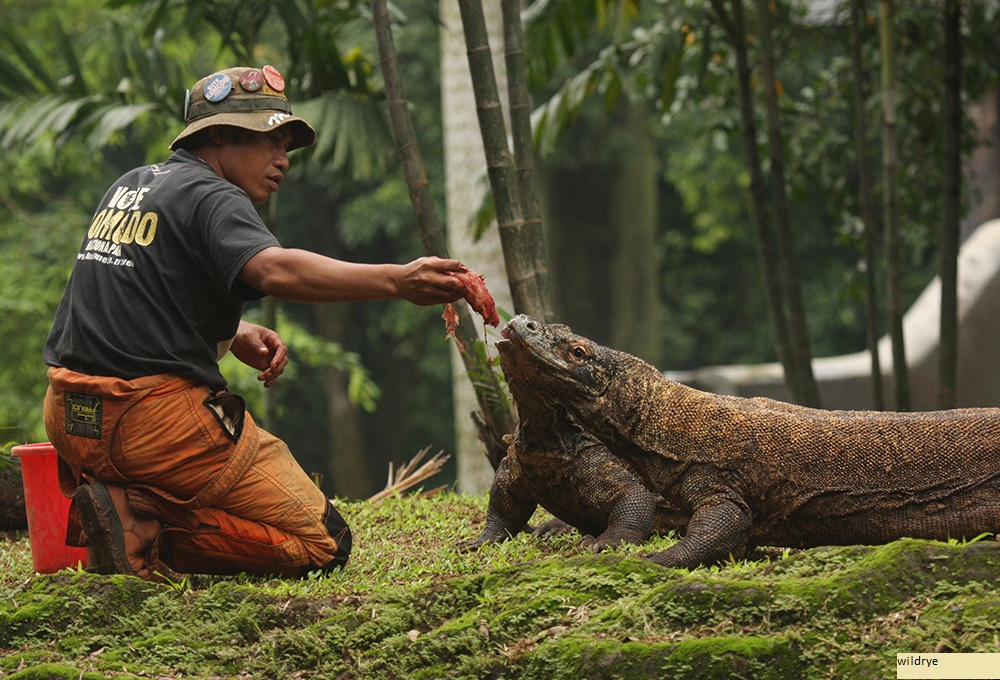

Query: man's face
left=215, top=128, right=295, bottom=205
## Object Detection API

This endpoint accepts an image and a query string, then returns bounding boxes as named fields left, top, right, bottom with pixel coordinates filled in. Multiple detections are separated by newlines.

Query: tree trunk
left=938, top=0, right=962, bottom=409
left=501, top=0, right=554, bottom=322
left=848, top=0, right=885, bottom=410
left=754, top=0, right=820, bottom=407
left=879, top=0, right=910, bottom=410
left=371, top=0, right=449, bottom=259
left=608, top=104, right=661, bottom=363
left=455, top=0, right=548, bottom=320
left=314, top=304, right=370, bottom=499
left=540, top=100, right=661, bottom=365
left=962, top=87, right=1000, bottom=241
left=710, top=0, right=798, bottom=402
left=0, top=455, right=27, bottom=532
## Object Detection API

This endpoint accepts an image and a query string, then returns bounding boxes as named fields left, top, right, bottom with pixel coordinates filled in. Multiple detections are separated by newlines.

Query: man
left=42, top=65, right=468, bottom=580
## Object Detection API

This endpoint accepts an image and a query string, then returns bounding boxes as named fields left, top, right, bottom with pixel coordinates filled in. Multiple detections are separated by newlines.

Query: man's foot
left=73, top=482, right=162, bottom=579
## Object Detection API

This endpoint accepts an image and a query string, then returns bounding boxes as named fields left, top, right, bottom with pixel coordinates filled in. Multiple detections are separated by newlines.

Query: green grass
left=1, top=494, right=998, bottom=679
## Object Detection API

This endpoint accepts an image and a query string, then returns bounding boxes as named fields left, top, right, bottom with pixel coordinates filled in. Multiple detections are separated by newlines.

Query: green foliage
left=5, top=663, right=107, bottom=680
left=0, top=200, right=86, bottom=443
left=527, top=0, right=685, bottom=158
left=524, top=0, right=643, bottom=84
left=521, top=0, right=999, bottom=371
left=0, top=7, right=189, bottom=155
left=1, top=495, right=998, bottom=678
left=650, top=1, right=993, bottom=366
left=0, top=0, right=397, bottom=177
left=4, top=0, right=1000, bottom=502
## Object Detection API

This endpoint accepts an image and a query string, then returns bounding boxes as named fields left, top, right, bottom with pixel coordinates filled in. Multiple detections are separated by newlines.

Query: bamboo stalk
left=456, top=0, right=547, bottom=320
left=501, top=0, right=553, bottom=322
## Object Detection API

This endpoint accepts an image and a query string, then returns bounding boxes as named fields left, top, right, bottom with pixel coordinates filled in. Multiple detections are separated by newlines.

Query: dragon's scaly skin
left=497, top=315, right=1000, bottom=569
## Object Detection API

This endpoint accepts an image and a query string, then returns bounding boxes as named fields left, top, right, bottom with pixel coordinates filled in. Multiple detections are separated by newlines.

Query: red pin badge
left=262, top=65, right=285, bottom=93
left=239, top=69, right=263, bottom=92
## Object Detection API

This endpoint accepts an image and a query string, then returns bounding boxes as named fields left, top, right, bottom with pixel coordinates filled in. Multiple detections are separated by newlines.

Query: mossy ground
left=1, top=494, right=998, bottom=679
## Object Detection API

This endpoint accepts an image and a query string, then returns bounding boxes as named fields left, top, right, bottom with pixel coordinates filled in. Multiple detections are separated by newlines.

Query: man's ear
left=206, top=127, right=227, bottom=146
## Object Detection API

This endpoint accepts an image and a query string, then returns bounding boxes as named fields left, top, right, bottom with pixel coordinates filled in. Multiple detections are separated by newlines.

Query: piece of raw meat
left=452, top=268, right=500, bottom=327
left=443, top=267, right=500, bottom=353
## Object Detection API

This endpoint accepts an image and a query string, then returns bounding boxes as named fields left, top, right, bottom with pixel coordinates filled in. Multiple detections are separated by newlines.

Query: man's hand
left=230, top=320, right=288, bottom=388
left=395, top=257, right=468, bottom=306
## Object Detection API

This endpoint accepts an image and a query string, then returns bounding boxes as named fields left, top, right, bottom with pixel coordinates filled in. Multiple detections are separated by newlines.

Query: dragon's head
left=497, top=315, right=619, bottom=415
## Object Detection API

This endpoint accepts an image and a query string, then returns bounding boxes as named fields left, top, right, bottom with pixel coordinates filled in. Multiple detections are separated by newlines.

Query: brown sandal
left=73, top=482, right=137, bottom=576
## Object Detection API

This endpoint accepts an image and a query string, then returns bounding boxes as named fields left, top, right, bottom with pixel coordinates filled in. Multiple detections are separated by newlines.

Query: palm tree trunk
left=879, top=0, right=910, bottom=410
left=539, top=101, right=662, bottom=365
left=849, top=0, right=885, bottom=410
left=754, top=0, right=820, bottom=407
left=440, top=0, right=513, bottom=491
left=938, top=0, right=962, bottom=409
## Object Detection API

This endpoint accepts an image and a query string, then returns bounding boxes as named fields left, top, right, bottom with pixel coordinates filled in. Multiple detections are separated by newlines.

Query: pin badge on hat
left=262, top=65, right=285, bottom=92
left=203, top=72, right=233, bottom=102
left=239, top=69, right=263, bottom=92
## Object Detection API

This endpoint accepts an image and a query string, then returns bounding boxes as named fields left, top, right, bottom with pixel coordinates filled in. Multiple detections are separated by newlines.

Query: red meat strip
left=442, top=267, right=500, bottom=352
left=452, top=268, right=500, bottom=327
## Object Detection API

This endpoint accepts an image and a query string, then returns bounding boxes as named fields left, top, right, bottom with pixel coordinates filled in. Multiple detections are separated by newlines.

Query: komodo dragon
left=460, top=337, right=687, bottom=552
left=497, top=315, right=1000, bottom=569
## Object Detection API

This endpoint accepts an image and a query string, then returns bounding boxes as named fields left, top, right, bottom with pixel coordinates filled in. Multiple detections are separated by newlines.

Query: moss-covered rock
left=0, top=572, right=162, bottom=645
left=0, top=452, right=27, bottom=531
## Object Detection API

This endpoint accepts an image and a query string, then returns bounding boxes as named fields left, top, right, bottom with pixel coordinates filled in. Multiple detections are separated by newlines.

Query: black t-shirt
left=44, top=150, right=280, bottom=390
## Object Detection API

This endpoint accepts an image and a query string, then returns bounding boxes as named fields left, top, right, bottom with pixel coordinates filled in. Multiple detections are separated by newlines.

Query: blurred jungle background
left=2, top=0, right=998, bottom=499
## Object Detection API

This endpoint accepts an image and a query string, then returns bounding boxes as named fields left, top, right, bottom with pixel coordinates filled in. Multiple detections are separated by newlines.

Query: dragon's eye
left=571, top=346, right=587, bottom=360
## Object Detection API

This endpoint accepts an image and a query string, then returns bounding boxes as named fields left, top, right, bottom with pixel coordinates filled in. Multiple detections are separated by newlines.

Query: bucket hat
left=170, top=65, right=316, bottom=151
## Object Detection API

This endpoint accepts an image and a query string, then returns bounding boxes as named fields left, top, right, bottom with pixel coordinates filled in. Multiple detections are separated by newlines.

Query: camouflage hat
left=169, top=65, right=316, bottom=151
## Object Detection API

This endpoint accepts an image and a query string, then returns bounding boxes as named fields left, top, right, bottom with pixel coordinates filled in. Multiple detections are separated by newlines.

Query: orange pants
left=43, top=367, right=351, bottom=576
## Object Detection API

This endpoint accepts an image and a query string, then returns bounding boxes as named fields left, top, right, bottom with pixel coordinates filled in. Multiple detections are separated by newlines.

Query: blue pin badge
left=203, top=73, right=233, bottom=103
